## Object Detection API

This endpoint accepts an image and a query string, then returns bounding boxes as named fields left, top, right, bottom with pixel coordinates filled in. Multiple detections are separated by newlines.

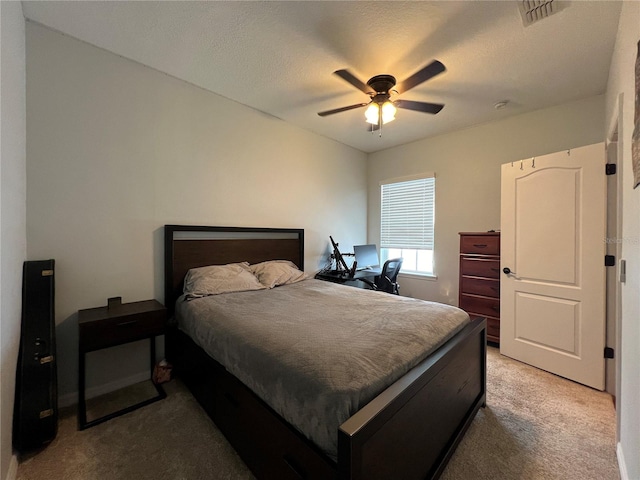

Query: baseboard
left=6, top=454, right=18, bottom=480
left=617, top=442, right=629, bottom=480
left=58, top=371, right=151, bottom=408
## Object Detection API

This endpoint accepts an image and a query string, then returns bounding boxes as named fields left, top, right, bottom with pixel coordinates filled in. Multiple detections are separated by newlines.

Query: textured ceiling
left=21, top=1, right=622, bottom=153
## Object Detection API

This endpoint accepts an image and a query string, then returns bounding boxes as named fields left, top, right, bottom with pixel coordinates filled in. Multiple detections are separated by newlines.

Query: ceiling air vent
left=518, top=0, right=566, bottom=26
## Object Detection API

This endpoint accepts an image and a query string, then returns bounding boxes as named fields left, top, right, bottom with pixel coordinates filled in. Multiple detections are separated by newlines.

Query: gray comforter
left=176, top=279, right=469, bottom=460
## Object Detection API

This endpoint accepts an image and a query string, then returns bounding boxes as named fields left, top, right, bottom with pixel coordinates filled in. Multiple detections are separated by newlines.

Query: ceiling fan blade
left=318, top=103, right=369, bottom=117
left=333, top=69, right=372, bottom=95
left=395, top=100, right=444, bottom=115
left=396, top=60, right=446, bottom=94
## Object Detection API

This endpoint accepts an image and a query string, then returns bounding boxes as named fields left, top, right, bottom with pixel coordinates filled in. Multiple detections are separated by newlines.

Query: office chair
left=360, top=258, right=403, bottom=295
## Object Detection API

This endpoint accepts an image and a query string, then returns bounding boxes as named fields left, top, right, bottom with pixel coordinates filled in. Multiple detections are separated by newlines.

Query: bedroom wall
left=605, top=2, right=640, bottom=479
left=26, top=22, right=367, bottom=403
left=367, top=95, right=605, bottom=305
left=0, top=2, right=27, bottom=479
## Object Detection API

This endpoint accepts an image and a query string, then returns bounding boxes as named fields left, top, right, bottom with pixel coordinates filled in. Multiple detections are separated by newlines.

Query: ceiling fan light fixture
left=365, top=103, right=379, bottom=124
left=381, top=101, right=396, bottom=124
left=365, top=101, right=396, bottom=125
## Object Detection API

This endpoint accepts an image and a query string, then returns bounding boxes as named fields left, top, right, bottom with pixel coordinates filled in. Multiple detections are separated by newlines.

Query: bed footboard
left=338, top=317, right=487, bottom=480
left=168, top=317, right=486, bottom=480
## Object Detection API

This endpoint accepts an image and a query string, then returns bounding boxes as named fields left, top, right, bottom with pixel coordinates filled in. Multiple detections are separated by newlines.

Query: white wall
left=367, top=95, right=605, bottom=305
left=0, top=2, right=27, bottom=479
left=26, top=23, right=367, bottom=402
left=605, top=3, right=640, bottom=479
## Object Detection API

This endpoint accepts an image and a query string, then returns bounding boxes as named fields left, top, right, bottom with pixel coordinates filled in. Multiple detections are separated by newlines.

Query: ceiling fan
left=317, top=60, right=446, bottom=135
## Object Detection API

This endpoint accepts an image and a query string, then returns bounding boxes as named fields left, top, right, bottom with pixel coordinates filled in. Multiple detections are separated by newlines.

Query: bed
left=164, top=225, right=487, bottom=480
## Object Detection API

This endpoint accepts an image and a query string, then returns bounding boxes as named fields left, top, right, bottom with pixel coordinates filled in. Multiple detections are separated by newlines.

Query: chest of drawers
left=459, top=232, right=500, bottom=344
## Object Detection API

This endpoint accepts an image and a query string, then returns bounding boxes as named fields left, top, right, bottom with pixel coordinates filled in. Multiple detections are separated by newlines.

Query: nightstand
left=78, top=299, right=166, bottom=430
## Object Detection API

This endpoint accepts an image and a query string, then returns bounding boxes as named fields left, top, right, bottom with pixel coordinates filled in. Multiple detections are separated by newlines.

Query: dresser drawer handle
left=116, top=320, right=138, bottom=327
left=473, top=244, right=488, bottom=248
left=491, top=306, right=500, bottom=312
left=490, top=286, right=499, bottom=291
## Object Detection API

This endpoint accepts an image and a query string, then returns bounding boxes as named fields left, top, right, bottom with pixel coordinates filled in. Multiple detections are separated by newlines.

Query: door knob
left=503, top=267, right=512, bottom=275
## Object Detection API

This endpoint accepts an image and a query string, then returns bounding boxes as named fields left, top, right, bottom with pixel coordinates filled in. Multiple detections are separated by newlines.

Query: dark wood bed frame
left=164, top=225, right=487, bottom=480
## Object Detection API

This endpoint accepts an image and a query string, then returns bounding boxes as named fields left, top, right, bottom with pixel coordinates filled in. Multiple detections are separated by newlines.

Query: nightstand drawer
left=460, top=258, right=501, bottom=279
left=79, top=300, right=166, bottom=352
left=460, top=235, right=500, bottom=255
left=460, top=277, right=500, bottom=298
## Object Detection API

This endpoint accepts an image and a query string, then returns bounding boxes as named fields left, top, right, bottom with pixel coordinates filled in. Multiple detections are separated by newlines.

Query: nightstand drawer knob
left=116, top=320, right=138, bottom=327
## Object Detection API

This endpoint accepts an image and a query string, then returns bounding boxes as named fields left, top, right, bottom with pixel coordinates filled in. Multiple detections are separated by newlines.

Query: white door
left=500, top=143, right=606, bottom=390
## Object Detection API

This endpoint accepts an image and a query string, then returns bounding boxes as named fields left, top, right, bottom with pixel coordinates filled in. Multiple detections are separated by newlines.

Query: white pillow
left=250, top=260, right=307, bottom=289
left=183, top=262, right=265, bottom=298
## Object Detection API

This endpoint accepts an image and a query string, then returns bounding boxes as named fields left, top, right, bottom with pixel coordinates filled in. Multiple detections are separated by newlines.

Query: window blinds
left=380, top=175, right=435, bottom=250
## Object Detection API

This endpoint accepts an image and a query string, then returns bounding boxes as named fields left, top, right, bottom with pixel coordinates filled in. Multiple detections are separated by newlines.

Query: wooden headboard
left=164, top=225, right=304, bottom=313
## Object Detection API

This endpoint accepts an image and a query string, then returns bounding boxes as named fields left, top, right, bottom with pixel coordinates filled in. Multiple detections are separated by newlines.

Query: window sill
left=398, top=272, right=438, bottom=281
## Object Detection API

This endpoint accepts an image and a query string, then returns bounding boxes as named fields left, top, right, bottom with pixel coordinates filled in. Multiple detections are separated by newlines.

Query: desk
left=314, top=269, right=380, bottom=286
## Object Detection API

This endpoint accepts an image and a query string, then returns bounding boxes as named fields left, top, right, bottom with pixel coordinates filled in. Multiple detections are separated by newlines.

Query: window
left=380, top=173, right=435, bottom=275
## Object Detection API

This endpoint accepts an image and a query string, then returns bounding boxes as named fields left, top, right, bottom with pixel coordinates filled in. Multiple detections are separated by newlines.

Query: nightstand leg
left=149, top=337, right=156, bottom=375
left=150, top=336, right=166, bottom=400
left=78, top=351, right=87, bottom=430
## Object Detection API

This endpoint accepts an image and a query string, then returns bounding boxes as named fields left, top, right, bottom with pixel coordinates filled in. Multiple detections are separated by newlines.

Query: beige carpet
left=16, top=347, right=619, bottom=480
left=441, top=348, right=619, bottom=480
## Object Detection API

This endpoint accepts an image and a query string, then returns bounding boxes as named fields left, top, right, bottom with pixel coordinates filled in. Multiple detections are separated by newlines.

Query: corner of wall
left=1, top=2, right=27, bottom=480
left=5, top=455, right=18, bottom=480
left=617, top=442, right=629, bottom=480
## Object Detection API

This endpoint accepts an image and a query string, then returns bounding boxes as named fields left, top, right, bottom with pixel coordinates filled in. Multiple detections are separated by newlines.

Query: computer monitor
left=354, top=244, right=379, bottom=269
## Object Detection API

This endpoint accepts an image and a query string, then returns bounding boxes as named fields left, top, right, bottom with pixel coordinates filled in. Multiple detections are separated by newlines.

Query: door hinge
left=605, top=255, right=616, bottom=267
left=606, top=164, right=617, bottom=175
left=604, top=347, right=615, bottom=359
